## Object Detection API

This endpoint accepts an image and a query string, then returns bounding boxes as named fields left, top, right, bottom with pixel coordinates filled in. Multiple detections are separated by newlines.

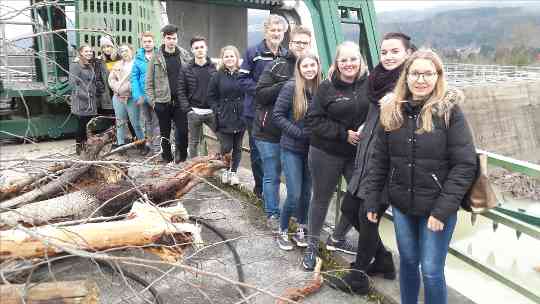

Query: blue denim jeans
left=392, top=207, right=457, bottom=304
left=112, top=96, right=144, bottom=145
left=280, top=148, right=311, bottom=230
left=255, top=139, right=281, bottom=217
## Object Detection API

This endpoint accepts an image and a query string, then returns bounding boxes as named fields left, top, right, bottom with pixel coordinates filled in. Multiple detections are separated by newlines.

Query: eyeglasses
left=407, top=71, right=438, bottom=81
left=290, top=40, right=310, bottom=47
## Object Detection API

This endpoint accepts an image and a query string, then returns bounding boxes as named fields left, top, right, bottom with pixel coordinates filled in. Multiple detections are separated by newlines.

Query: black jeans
left=154, top=102, right=188, bottom=161
left=244, top=117, right=263, bottom=194
left=219, top=130, right=245, bottom=172
left=341, top=191, right=389, bottom=270
left=75, top=115, right=94, bottom=144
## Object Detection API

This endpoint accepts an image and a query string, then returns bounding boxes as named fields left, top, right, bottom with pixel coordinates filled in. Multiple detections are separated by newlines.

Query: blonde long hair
left=217, top=45, right=241, bottom=72
left=327, top=41, right=368, bottom=80
left=293, top=53, right=322, bottom=121
left=380, top=49, right=447, bottom=133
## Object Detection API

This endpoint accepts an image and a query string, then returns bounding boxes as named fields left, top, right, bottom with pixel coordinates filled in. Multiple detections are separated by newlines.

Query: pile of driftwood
left=0, top=128, right=230, bottom=303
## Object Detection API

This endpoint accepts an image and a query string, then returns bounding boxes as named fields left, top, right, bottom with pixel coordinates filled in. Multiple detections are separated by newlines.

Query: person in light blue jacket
left=131, top=31, right=159, bottom=153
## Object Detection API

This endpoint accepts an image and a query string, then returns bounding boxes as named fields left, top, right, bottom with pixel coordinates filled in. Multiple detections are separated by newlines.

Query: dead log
left=0, top=280, right=98, bottom=304
left=0, top=201, right=201, bottom=261
left=0, top=130, right=114, bottom=210
left=90, top=154, right=229, bottom=215
left=0, top=154, right=228, bottom=228
left=0, top=164, right=67, bottom=201
left=275, top=258, right=323, bottom=304
left=0, top=191, right=101, bottom=228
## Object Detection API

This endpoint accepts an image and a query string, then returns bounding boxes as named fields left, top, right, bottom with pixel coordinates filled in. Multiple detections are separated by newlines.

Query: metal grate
left=445, top=63, right=540, bottom=86
left=77, top=0, right=162, bottom=49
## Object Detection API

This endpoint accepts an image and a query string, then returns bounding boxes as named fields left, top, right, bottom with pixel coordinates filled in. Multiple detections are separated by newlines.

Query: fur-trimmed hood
left=433, top=88, right=465, bottom=127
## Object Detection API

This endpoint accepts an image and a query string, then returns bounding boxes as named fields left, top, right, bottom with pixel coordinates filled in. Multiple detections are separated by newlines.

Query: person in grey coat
left=69, top=44, right=104, bottom=154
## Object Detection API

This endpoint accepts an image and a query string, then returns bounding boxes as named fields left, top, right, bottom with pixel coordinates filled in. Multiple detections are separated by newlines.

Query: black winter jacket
left=272, top=80, right=312, bottom=154
left=348, top=102, right=384, bottom=198
left=177, top=58, right=217, bottom=113
left=207, top=69, right=245, bottom=133
left=253, top=53, right=296, bottom=143
left=306, top=74, right=370, bottom=158
left=359, top=89, right=477, bottom=223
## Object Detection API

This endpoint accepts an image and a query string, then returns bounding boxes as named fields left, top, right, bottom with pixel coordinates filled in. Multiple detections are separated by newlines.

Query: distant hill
left=377, top=6, right=540, bottom=50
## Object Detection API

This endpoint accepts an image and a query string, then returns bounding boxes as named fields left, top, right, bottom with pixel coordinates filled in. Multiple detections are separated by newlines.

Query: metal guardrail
left=445, top=63, right=540, bottom=86
left=203, top=131, right=540, bottom=301
left=382, top=150, right=539, bottom=303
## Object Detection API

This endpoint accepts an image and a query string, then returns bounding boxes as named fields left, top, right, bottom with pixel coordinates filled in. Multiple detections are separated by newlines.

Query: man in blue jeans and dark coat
left=238, top=14, right=288, bottom=200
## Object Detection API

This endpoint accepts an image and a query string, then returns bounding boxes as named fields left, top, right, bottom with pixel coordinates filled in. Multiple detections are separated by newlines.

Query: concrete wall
left=165, top=1, right=247, bottom=58
left=461, top=80, right=540, bottom=163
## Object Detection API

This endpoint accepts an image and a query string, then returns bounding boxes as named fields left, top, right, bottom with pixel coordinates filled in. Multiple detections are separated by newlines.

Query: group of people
left=69, top=14, right=478, bottom=304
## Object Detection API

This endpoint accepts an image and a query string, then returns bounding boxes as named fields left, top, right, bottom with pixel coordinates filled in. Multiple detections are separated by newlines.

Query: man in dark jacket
left=238, top=14, right=288, bottom=199
left=178, top=36, right=217, bottom=159
left=254, top=25, right=313, bottom=230
left=146, top=24, right=190, bottom=163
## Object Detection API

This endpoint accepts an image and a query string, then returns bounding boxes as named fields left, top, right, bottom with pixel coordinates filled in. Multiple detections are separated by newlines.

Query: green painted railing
left=335, top=149, right=540, bottom=303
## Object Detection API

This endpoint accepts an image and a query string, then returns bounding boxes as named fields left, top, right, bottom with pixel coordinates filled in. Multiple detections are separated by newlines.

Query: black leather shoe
left=327, top=270, right=370, bottom=295
left=367, top=251, right=396, bottom=280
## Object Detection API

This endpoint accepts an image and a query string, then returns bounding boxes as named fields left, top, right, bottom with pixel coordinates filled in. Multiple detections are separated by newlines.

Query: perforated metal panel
left=76, top=0, right=162, bottom=49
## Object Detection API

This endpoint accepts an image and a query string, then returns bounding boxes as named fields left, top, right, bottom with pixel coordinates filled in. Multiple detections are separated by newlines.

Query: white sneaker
left=221, top=170, right=230, bottom=184
left=229, top=171, right=240, bottom=185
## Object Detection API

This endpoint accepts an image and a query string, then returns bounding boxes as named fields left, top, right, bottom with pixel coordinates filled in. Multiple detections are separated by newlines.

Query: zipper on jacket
left=389, top=168, right=396, bottom=183
left=262, top=111, right=268, bottom=128
left=431, top=173, right=443, bottom=190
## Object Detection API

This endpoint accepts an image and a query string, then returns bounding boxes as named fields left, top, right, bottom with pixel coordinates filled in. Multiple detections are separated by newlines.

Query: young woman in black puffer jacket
left=361, top=49, right=477, bottom=304
left=272, top=53, right=322, bottom=251
left=302, top=41, right=370, bottom=271
left=329, top=32, right=415, bottom=294
left=207, top=46, right=245, bottom=185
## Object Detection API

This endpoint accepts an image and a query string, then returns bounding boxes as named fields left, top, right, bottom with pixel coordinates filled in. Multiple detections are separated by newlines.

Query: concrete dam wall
left=460, top=80, right=540, bottom=163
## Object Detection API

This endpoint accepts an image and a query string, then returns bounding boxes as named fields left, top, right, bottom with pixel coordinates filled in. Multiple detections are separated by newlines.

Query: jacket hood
left=433, top=88, right=464, bottom=116
left=135, top=48, right=156, bottom=62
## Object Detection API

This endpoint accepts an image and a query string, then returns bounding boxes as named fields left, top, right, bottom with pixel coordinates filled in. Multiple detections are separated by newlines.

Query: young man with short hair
left=145, top=24, right=188, bottom=163
left=177, top=36, right=217, bottom=159
left=132, top=31, right=159, bottom=154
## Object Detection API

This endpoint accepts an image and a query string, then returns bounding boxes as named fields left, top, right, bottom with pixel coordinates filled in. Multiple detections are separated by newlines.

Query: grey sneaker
left=302, top=244, right=317, bottom=271
left=266, top=215, right=280, bottom=233
left=292, top=227, right=308, bottom=247
left=326, top=236, right=357, bottom=255
left=276, top=230, right=293, bottom=251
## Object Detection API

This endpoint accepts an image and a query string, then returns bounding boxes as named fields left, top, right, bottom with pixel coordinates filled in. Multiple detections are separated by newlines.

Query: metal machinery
left=0, top=0, right=162, bottom=141
left=0, top=0, right=379, bottom=141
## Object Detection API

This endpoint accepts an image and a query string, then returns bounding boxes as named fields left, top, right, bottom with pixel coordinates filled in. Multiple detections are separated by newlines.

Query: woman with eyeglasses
left=302, top=41, right=370, bottom=271
left=360, top=49, right=477, bottom=304
left=329, top=32, right=415, bottom=294
left=108, top=44, right=145, bottom=150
